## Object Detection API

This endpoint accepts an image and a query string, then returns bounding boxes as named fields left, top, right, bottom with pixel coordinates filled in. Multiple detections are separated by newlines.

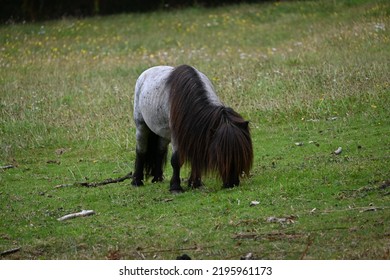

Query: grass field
left=1, top=0, right=389, bottom=259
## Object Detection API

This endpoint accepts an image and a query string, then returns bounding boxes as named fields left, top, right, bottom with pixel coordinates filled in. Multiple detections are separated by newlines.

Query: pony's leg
left=132, top=123, right=149, bottom=186
left=188, top=170, right=203, bottom=188
left=169, top=151, right=184, bottom=193
left=223, top=173, right=240, bottom=188
left=151, top=137, right=169, bottom=183
left=132, top=150, right=145, bottom=186
left=151, top=151, right=164, bottom=183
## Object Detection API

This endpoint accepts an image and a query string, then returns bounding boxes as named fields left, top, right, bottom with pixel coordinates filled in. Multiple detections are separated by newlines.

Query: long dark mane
left=167, top=65, right=253, bottom=186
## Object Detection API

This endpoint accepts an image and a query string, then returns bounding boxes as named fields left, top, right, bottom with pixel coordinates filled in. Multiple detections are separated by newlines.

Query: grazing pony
left=132, top=65, right=253, bottom=193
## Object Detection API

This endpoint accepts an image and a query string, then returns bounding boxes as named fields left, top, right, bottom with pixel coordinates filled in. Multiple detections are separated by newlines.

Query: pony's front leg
left=188, top=170, right=203, bottom=188
left=223, top=173, right=240, bottom=188
left=169, top=151, right=184, bottom=193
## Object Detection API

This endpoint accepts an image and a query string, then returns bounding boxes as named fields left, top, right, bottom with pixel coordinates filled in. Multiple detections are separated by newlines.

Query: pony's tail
left=144, top=132, right=167, bottom=178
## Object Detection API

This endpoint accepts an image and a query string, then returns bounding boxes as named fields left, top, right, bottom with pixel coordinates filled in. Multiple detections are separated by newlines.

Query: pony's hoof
left=169, top=185, right=184, bottom=194
left=188, top=179, right=204, bottom=189
left=131, top=180, right=144, bottom=187
left=152, top=176, right=164, bottom=183
left=170, top=189, right=184, bottom=194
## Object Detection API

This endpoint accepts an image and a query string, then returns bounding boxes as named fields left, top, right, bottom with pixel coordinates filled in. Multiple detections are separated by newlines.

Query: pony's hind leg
left=132, top=122, right=150, bottom=186
left=169, top=151, right=184, bottom=193
left=151, top=151, right=164, bottom=183
left=151, top=137, right=169, bottom=183
left=132, top=121, right=169, bottom=186
left=132, top=150, right=145, bottom=186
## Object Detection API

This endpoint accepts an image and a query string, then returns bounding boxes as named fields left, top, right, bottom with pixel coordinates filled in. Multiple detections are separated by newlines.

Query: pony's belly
left=144, top=116, right=171, bottom=141
left=139, top=97, right=171, bottom=141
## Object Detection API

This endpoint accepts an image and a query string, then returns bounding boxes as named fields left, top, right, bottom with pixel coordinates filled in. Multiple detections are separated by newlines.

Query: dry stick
left=321, top=206, right=388, bottom=214
left=57, top=210, right=95, bottom=221
left=54, top=172, right=132, bottom=188
left=0, top=165, right=15, bottom=170
left=0, top=247, right=21, bottom=257
left=233, top=232, right=305, bottom=241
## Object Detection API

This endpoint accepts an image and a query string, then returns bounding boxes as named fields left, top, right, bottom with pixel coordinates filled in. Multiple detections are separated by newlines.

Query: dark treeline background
left=1, top=0, right=273, bottom=23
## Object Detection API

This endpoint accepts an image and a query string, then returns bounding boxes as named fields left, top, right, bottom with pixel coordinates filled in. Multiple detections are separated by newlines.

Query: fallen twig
left=54, top=172, right=132, bottom=188
left=321, top=206, right=388, bottom=214
left=359, top=206, right=384, bottom=213
left=0, top=247, right=21, bottom=257
left=57, top=209, right=95, bottom=221
left=0, top=165, right=15, bottom=170
left=233, top=231, right=305, bottom=241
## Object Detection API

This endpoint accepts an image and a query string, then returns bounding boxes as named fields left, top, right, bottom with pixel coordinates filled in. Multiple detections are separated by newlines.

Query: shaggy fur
left=167, top=65, right=253, bottom=188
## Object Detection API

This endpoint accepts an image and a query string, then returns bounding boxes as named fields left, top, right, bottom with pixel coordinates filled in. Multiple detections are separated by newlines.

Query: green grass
left=1, top=0, right=389, bottom=259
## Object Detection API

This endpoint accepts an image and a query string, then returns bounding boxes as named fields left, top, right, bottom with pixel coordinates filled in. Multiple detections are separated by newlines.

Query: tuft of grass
left=1, top=0, right=389, bottom=259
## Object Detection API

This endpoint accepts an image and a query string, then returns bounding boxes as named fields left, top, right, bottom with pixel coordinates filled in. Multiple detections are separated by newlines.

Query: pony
left=131, top=65, right=253, bottom=193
